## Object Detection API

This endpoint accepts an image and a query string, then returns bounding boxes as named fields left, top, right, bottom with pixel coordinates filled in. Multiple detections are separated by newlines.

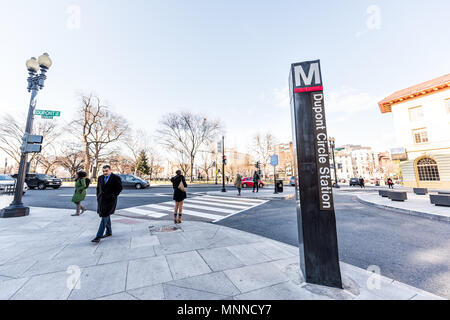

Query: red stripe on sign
left=294, top=86, right=323, bottom=93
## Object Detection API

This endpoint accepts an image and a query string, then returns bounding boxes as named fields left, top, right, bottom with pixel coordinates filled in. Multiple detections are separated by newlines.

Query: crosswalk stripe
left=202, top=195, right=266, bottom=204
left=194, top=197, right=256, bottom=207
left=186, top=198, right=249, bottom=210
left=143, top=203, right=223, bottom=220
left=181, top=203, right=235, bottom=214
left=122, top=207, right=167, bottom=218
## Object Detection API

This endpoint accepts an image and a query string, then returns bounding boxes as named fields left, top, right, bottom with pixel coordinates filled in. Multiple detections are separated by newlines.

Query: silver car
left=0, top=174, right=28, bottom=195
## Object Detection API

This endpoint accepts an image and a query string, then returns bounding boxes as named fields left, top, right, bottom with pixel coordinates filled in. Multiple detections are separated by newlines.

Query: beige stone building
left=379, top=74, right=450, bottom=189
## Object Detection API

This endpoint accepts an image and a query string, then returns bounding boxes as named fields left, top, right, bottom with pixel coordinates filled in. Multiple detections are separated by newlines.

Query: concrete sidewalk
left=0, top=207, right=443, bottom=300
left=357, top=192, right=450, bottom=222
left=207, top=186, right=296, bottom=201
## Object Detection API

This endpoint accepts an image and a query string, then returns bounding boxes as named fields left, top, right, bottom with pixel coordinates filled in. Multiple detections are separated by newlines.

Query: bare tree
left=157, top=112, right=222, bottom=182
left=252, top=132, right=277, bottom=179
left=126, top=129, right=153, bottom=175
left=0, top=114, right=59, bottom=171
left=57, top=142, right=85, bottom=177
left=69, top=94, right=129, bottom=178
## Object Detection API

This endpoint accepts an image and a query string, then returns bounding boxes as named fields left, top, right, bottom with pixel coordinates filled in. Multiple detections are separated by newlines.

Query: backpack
left=85, top=178, right=91, bottom=188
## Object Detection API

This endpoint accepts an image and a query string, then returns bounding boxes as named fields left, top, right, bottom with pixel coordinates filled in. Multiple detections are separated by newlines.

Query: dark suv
left=349, top=178, right=360, bottom=186
left=22, top=173, right=62, bottom=190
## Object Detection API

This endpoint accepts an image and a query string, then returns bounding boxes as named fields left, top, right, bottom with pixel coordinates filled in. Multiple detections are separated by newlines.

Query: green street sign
left=35, top=110, right=61, bottom=117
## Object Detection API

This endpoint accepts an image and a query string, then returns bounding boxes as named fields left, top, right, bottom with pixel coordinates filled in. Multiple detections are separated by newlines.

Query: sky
left=0, top=0, right=449, bottom=163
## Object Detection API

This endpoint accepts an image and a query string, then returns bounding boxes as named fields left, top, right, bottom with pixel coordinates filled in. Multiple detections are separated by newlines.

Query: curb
left=356, top=196, right=450, bottom=223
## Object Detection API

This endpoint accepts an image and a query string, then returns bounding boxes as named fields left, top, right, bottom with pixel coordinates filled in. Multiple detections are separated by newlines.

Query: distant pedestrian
left=171, top=170, right=187, bottom=224
left=235, top=174, right=242, bottom=196
left=359, top=177, right=365, bottom=189
left=253, top=171, right=260, bottom=193
left=387, top=178, right=394, bottom=189
left=71, top=171, right=88, bottom=216
left=92, top=165, right=123, bottom=243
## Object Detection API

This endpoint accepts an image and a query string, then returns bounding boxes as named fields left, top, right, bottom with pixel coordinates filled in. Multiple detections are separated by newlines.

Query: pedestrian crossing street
left=117, top=195, right=268, bottom=223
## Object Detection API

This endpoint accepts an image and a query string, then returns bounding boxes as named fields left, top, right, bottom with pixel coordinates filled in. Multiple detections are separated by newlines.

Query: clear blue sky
left=1, top=0, right=449, bottom=159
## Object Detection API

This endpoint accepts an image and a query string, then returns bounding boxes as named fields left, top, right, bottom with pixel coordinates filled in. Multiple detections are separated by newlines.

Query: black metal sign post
left=289, top=60, right=342, bottom=288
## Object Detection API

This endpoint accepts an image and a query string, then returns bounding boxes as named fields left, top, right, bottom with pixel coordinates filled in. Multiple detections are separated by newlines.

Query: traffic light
left=223, top=155, right=227, bottom=165
left=255, top=161, right=260, bottom=169
left=20, top=133, right=43, bottom=154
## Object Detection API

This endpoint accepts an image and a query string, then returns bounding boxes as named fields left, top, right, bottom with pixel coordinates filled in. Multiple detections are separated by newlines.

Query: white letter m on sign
left=294, top=63, right=321, bottom=87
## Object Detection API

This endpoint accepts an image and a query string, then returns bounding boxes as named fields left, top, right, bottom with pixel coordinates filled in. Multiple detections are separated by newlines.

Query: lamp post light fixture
left=329, top=137, right=340, bottom=189
left=1, top=53, right=52, bottom=218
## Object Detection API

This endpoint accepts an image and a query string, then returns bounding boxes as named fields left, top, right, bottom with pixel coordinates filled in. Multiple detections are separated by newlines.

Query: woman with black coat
left=170, top=170, right=188, bottom=224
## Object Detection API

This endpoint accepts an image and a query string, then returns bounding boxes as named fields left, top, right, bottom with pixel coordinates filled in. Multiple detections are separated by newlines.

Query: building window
left=412, top=129, right=429, bottom=144
left=408, top=106, right=424, bottom=122
left=416, top=158, right=440, bottom=181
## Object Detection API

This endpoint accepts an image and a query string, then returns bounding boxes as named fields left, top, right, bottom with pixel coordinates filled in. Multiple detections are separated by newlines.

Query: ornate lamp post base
left=0, top=205, right=30, bottom=218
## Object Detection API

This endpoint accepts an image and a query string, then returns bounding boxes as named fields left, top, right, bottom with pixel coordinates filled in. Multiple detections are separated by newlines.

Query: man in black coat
left=92, top=165, right=123, bottom=243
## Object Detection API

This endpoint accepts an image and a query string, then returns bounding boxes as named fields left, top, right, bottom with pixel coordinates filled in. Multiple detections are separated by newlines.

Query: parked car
left=234, top=177, right=264, bottom=188
left=349, top=178, right=360, bottom=186
left=117, top=174, right=150, bottom=189
left=0, top=174, right=27, bottom=195
left=16, top=173, right=62, bottom=190
left=290, top=176, right=296, bottom=186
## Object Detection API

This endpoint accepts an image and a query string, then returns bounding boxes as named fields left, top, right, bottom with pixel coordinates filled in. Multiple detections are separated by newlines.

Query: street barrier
left=430, top=194, right=450, bottom=207
left=387, top=191, right=408, bottom=202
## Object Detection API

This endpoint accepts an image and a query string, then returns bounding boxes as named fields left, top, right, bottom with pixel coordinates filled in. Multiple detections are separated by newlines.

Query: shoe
left=91, top=238, right=101, bottom=243
left=81, top=207, right=86, bottom=214
left=177, top=215, right=182, bottom=224
left=102, top=233, right=112, bottom=238
left=71, top=213, right=80, bottom=216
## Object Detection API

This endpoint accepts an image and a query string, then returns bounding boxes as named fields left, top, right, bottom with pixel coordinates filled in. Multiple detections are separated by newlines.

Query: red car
left=235, top=177, right=265, bottom=188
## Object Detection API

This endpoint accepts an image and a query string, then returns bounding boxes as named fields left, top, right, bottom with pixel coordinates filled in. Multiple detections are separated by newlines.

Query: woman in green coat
left=71, top=171, right=88, bottom=216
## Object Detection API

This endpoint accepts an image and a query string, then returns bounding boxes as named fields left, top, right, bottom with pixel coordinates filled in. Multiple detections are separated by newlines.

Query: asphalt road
left=217, top=191, right=450, bottom=299
left=14, top=185, right=450, bottom=298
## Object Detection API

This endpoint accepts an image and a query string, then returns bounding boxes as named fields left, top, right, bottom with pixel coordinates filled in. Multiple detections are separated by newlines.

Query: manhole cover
left=149, top=225, right=181, bottom=234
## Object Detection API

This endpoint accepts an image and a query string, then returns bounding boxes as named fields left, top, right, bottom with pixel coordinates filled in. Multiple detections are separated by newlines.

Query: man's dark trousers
left=96, top=216, right=112, bottom=238
left=253, top=182, right=259, bottom=193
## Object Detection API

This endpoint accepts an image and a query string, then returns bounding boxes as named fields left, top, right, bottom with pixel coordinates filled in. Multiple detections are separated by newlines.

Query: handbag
left=178, top=180, right=186, bottom=192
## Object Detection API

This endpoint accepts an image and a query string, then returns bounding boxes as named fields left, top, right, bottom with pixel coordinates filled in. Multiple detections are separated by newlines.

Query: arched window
left=416, top=158, right=440, bottom=181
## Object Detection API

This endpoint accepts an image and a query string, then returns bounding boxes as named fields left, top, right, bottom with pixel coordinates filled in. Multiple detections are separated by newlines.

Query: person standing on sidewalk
left=359, top=177, right=365, bottom=189
left=387, top=178, right=394, bottom=189
left=235, top=174, right=242, bottom=196
left=92, top=165, right=123, bottom=243
left=252, top=171, right=260, bottom=193
left=71, top=171, right=88, bottom=216
left=171, top=170, right=187, bottom=224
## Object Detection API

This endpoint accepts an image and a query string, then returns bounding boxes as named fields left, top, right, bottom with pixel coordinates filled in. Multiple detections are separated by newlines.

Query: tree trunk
left=84, top=141, right=91, bottom=178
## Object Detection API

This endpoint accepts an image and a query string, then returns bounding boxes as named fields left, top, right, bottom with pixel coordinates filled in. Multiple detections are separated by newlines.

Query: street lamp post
left=4, top=158, right=7, bottom=174
left=329, top=137, right=340, bottom=189
left=0, top=53, right=52, bottom=218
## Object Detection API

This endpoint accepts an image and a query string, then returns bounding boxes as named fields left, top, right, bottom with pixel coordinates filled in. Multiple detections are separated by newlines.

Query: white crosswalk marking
left=117, top=195, right=268, bottom=222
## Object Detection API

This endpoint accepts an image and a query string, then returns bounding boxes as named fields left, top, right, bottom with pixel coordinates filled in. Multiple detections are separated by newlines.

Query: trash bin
left=276, top=179, right=283, bottom=193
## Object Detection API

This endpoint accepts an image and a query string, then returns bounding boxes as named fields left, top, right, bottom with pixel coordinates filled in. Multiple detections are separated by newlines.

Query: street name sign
left=270, top=155, right=278, bottom=166
left=35, top=110, right=61, bottom=119
left=289, top=59, right=342, bottom=289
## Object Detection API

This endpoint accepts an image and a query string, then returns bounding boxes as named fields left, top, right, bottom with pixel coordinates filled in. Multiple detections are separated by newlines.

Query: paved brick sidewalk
left=0, top=207, right=444, bottom=300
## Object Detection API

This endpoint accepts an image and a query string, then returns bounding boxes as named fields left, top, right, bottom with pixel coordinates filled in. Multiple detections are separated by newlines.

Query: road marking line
left=212, top=200, right=269, bottom=223
left=144, top=204, right=223, bottom=220
left=202, top=195, right=266, bottom=204
left=181, top=203, right=235, bottom=214
left=186, top=198, right=250, bottom=210
left=121, top=207, right=167, bottom=218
